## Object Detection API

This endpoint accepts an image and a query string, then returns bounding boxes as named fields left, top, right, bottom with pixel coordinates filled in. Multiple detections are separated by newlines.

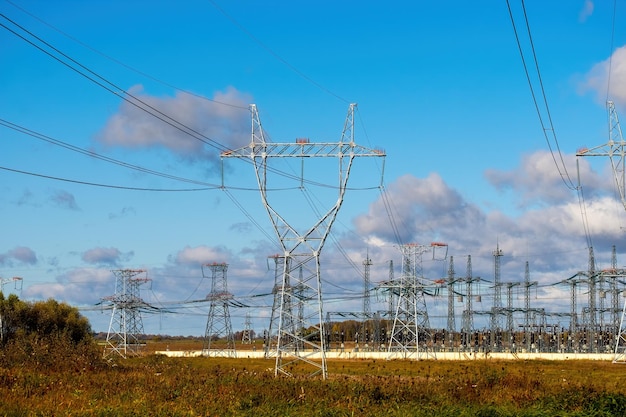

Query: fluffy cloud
left=82, top=247, right=134, bottom=266
left=96, top=86, right=253, bottom=163
left=170, top=245, right=233, bottom=267
left=23, top=267, right=114, bottom=305
left=483, top=150, right=608, bottom=207
left=0, top=246, right=37, bottom=267
left=579, top=45, right=626, bottom=108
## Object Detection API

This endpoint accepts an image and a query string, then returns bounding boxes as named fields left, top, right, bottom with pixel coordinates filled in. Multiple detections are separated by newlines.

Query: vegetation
left=2, top=294, right=626, bottom=415
left=0, top=292, right=103, bottom=372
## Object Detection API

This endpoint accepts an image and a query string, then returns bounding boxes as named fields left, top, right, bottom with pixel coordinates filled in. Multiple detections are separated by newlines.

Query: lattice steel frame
left=387, top=243, right=435, bottom=359
left=103, top=269, right=150, bottom=359
left=203, top=262, right=236, bottom=357
left=222, top=103, right=385, bottom=378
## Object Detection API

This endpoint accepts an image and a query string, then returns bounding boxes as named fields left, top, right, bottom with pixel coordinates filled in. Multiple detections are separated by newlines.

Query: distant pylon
left=242, top=312, right=253, bottom=344
left=203, top=262, right=236, bottom=357
left=387, top=243, right=434, bottom=359
left=461, top=255, right=476, bottom=349
left=102, top=269, right=151, bottom=359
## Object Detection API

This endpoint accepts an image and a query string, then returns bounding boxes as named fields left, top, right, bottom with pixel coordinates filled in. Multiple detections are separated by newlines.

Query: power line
left=0, top=165, right=215, bottom=192
left=207, top=0, right=351, bottom=105
left=1, top=14, right=380, bottom=193
left=505, top=0, right=577, bottom=191
left=3, top=0, right=249, bottom=111
left=0, top=118, right=219, bottom=187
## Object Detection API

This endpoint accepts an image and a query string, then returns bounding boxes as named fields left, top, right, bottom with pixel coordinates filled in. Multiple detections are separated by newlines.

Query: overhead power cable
left=4, top=0, right=248, bottom=110
left=0, top=13, right=231, bottom=154
left=0, top=165, right=214, bottom=192
left=505, top=0, right=577, bottom=192
left=207, top=0, right=351, bottom=105
left=0, top=118, right=219, bottom=187
left=0, top=14, right=377, bottom=192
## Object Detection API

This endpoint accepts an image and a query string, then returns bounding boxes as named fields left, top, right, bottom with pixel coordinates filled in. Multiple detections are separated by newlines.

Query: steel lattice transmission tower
left=387, top=243, right=434, bottom=359
left=242, top=312, right=253, bottom=344
left=576, top=101, right=626, bottom=361
left=103, top=269, right=151, bottom=359
left=222, top=103, right=385, bottom=378
left=203, top=262, right=236, bottom=357
left=461, top=255, right=477, bottom=349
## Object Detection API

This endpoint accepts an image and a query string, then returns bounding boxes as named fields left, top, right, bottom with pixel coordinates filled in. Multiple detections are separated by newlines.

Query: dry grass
left=2, top=347, right=626, bottom=416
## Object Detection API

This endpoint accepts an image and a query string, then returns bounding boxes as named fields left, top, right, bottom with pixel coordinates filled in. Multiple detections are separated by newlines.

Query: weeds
left=1, top=354, right=625, bottom=416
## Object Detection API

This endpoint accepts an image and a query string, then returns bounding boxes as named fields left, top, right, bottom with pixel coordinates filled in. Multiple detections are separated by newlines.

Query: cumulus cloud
left=484, top=150, right=606, bottom=207
left=579, top=45, right=626, bottom=108
left=354, top=172, right=485, bottom=246
left=0, top=246, right=37, bottom=266
left=23, top=267, right=114, bottom=305
left=170, top=245, right=233, bottom=267
left=82, top=247, right=134, bottom=266
left=96, top=86, right=253, bottom=164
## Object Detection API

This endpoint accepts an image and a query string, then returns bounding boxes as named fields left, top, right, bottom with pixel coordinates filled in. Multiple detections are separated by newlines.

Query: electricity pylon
left=576, top=101, right=626, bottom=361
left=387, top=243, right=434, bottom=359
left=241, top=312, right=253, bottom=344
left=102, top=269, right=151, bottom=359
left=222, top=103, right=385, bottom=378
left=203, top=262, right=236, bottom=357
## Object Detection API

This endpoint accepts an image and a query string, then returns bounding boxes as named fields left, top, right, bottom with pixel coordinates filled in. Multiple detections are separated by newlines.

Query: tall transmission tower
left=491, top=243, right=504, bottom=335
left=446, top=256, right=456, bottom=336
left=574, top=101, right=626, bottom=358
left=363, top=254, right=372, bottom=318
left=222, top=103, right=385, bottom=378
left=461, top=255, right=477, bottom=349
left=523, top=261, right=537, bottom=352
left=242, top=311, right=253, bottom=344
left=387, top=243, right=434, bottom=359
left=102, top=269, right=151, bottom=359
left=203, top=262, right=236, bottom=357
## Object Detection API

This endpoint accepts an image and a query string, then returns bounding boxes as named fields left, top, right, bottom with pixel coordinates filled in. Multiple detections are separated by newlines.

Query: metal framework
left=203, top=262, right=236, bottom=357
left=576, top=101, right=626, bottom=361
left=102, top=269, right=151, bottom=359
left=222, top=103, right=385, bottom=378
left=241, top=312, right=253, bottom=344
left=387, top=243, right=435, bottom=359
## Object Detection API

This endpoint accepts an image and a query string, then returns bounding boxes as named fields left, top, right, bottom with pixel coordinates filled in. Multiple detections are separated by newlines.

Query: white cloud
left=96, top=86, right=253, bottom=162
left=579, top=45, right=626, bottom=108
left=82, top=247, right=134, bottom=266
left=0, top=246, right=37, bottom=267
left=23, top=267, right=114, bottom=305
left=171, top=245, right=233, bottom=267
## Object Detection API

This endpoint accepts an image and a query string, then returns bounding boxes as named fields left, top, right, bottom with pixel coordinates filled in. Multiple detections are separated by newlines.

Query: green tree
left=0, top=293, right=102, bottom=370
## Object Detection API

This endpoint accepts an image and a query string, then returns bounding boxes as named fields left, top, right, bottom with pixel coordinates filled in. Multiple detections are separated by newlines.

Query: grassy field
left=2, top=341, right=626, bottom=416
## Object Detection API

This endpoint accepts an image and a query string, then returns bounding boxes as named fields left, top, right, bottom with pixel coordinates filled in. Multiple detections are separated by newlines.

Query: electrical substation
left=96, top=101, right=626, bottom=379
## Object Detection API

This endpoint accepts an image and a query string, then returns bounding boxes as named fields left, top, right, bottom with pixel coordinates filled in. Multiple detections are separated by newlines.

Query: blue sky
left=1, top=0, right=626, bottom=336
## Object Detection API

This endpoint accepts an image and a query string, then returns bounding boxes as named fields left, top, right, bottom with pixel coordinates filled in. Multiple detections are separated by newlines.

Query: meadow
left=2, top=343, right=626, bottom=417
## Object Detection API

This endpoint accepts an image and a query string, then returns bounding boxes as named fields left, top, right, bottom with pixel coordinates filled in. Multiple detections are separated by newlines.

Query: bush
left=0, top=293, right=103, bottom=370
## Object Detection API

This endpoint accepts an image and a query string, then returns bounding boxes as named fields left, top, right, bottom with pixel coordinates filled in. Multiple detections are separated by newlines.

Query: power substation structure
left=222, top=103, right=385, bottom=378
